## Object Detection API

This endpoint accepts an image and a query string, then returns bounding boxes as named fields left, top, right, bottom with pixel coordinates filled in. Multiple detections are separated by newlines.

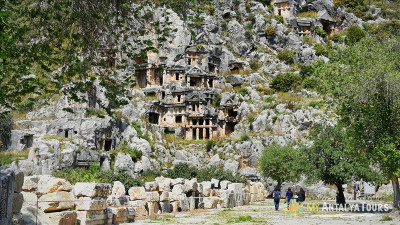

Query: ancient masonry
left=137, top=46, right=241, bottom=140
left=0, top=168, right=266, bottom=225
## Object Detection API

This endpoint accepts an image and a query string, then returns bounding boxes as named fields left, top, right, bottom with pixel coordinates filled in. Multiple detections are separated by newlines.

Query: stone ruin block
left=184, top=178, right=198, bottom=192
left=159, top=191, right=169, bottom=201
left=147, top=201, right=159, bottom=216
left=128, top=200, right=147, bottom=207
left=203, top=197, right=220, bottom=209
left=201, top=181, right=212, bottom=197
left=159, top=200, right=172, bottom=213
left=38, top=191, right=75, bottom=212
left=77, top=210, right=112, bottom=225
left=220, top=189, right=235, bottom=208
left=109, top=207, right=135, bottom=224
left=22, top=176, right=38, bottom=192
left=128, top=186, right=146, bottom=201
left=155, top=177, right=172, bottom=192
left=0, top=170, right=14, bottom=225
left=144, top=181, right=158, bottom=192
left=220, top=180, right=231, bottom=190
left=146, top=191, right=160, bottom=202
left=179, top=195, right=190, bottom=211
left=12, top=193, right=23, bottom=214
left=133, top=206, right=148, bottom=219
left=73, top=182, right=112, bottom=198
left=76, top=197, right=107, bottom=211
left=47, top=211, right=77, bottom=225
left=211, top=179, right=220, bottom=189
left=111, top=181, right=125, bottom=198
left=170, top=201, right=180, bottom=212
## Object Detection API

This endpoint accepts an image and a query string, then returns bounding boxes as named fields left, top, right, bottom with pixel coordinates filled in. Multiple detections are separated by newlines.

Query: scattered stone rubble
left=10, top=173, right=266, bottom=225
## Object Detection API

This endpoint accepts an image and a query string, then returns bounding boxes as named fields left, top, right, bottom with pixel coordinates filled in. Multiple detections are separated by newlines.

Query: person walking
left=273, top=188, right=281, bottom=211
left=286, top=188, right=294, bottom=204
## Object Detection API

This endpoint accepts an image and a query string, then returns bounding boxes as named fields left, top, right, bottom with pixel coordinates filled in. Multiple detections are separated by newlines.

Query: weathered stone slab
left=128, top=186, right=146, bottom=200
left=109, top=207, right=135, bottom=224
left=146, top=191, right=160, bottom=202
left=147, top=202, right=159, bottom=216
left=76, top=197, right=107, bottom=211
left=133, top=206, right=148, bottom=219
left=13, top=170, right=24, bottom=193
left=47, top=211, right=77, bottom=225
left=0, top=170, right=15, bottom=225
left=144, top=182, right=158, bottom=191
left=128, top=200, right=147, bottom=207
left=184, top=178, right=198, bottom=192
left=22, top=176, right=38, bottom=192
left=38, top=191, right=75, bottom=212
left=73, top=182, right=111, bottom=198
left=159, top=191, right=169, bottom=201
left=76, top=210, right=112, bottom=225
left=111, top=181, right=125, bottom=198
left=204, top=197, right=219, bottom=209
left=12, top=192, right=24, bottom=214
left=159, top=201, right=171, bottom=213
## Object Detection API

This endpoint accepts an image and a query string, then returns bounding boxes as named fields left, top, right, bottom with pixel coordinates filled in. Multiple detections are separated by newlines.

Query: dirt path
left=132, top=200, right=400, bottom=225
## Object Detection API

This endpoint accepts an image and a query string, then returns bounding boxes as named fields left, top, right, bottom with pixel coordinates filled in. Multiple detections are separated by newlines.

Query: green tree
left=335, top=37, right=400, bottom=208
left=0, top=113, right=13, bottom=150
left=304, top=124, right=380, bottom=206
left=258, top=144, right=305, bottom=189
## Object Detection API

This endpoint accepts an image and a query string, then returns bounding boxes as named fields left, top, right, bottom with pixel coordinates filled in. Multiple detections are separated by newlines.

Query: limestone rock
left=144, top=181, right=158, bottom=191
left=112, top=181, right=126, bottom=198
left=128, top=200, right=147, bottom=207
left=73, top=182, right=111, bottom=198
left=22, top=176, right=38, bottom=191
left=133, top=206, right=148, bottom=219
left=146, top=191, right=160, bottom=202
left=47, top=211, right=77, bottom=225
left=12, top=192, right=24, bottom=214
left=203, top=197, right=219, bottom=209
left=44, top=178, right=72, bottom=193
left=147, top=201, right=159, bottom=216
left=128, top=186, right=146, bottom=201
left=38, top=191, right=75, bottom=212
left=13, top=170, right=24, bottom=193
left=76, top=197, right=107, bottom=211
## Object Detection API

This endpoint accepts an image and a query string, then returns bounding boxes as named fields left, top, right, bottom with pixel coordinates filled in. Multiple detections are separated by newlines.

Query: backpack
left=274, top=191, right=280, bottom=201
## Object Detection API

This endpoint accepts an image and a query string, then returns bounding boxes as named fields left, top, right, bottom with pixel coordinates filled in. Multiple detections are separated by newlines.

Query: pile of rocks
left=14, top=174, right=266, bottom=224
left=0, top=169, right=24, bottom=225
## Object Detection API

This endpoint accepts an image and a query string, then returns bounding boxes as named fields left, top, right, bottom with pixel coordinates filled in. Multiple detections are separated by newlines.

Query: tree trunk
left=391, top=177, right=400, bottom=209
left=336, top=184, right=346, bottom=207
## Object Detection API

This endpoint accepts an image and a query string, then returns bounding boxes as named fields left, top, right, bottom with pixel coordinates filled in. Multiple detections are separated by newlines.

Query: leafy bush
left=212, top=93, right=221, bottom=107
left=346, top=26, right=366, bottom=44
left=240, top=133, right=250, bottom=142
left=330, top=33, right=344, bottom=42
left=264, top=96, right=275, bottom=103
left=0, top=113, right=13, bottom=150
left=256, top=86, right=274, bottom=95
left=314, top=43, right=328, bottom=56
left=264, top=26, right=276, bottom=36
left=270, top=73, right=301, bottom=92
left=274, top=15, right=284, bottom=23
left=299, top=64, right=314, bottom=79
left=111, top=143, right=142, bottom=162
left=297, top=11, right=317, bottom=18
left=314, top=27, right=327, bottom=37
left=302, top=76, right=322, bottom=90
left=165, top=163, right=247, bottom=183
left=53, top=163, right=144, bottom=189
left=277, top=49, right=295, bottom=64
left=132, top=121, right=143, bottom=137
left=206, top=140, right=216, bottom=151
left=239, top=87, right=249, bottom=96
left=249, top=60, right=262, bottom=71
left=308, top=101, right=325, bottom=108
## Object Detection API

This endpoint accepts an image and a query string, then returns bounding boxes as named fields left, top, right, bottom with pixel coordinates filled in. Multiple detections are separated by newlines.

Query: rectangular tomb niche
left=189, top=77, right=202, bottom=87
left=19, top=134, right=33, bottom=149
left=149, top=113, right=160, bottom=124
left=228, top=108, right=238, bottom=118
left=175, top=115, right=182, bottom=124
left=226, top=122, right=237, bottom=135
left=104, top=139, right=113, bottom=151
left=137, top=69, right=147, bottom=88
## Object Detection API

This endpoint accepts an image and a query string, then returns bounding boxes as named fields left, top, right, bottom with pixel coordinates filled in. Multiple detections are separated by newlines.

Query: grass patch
left=0, top=149, right=30, bottom=166
left=42, top=135, right=73, bottom=142
left=11, top=110, right=28, bottom=121
left=228, top=215, right=253, bottom=223
left=297, top=11, right=317, bottom=18
left=380, top=215, right=392, bottom=221
left=276, top=92, right=304, bottom=104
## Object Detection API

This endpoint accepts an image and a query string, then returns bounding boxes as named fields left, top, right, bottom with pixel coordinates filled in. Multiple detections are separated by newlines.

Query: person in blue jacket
left=286, top=188, right=294, bottom=204
left=273, top=188, right=281, bottom=211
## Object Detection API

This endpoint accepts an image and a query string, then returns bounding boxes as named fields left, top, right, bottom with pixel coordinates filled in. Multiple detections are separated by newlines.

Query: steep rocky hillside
left=1, top=0, right=399, bottom=185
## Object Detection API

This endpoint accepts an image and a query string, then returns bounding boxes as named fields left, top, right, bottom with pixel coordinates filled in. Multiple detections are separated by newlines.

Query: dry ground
left=131, top=200, right=400, bottom=225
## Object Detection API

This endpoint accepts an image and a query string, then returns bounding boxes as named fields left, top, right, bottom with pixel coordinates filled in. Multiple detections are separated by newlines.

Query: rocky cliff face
left=3, top=0, right=383, bottom=180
